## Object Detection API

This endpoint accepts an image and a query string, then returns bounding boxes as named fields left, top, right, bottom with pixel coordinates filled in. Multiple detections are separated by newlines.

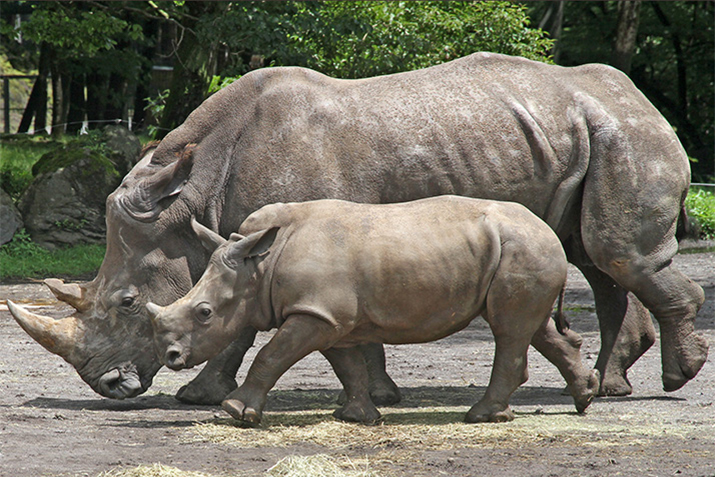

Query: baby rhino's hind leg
left=466, top=239, right=566, bottom=423
left=530, top=319, right=600, bottom=413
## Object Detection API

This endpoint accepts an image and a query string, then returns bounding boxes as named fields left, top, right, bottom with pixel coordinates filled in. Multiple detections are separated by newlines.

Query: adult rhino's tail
left=676, top=205, right=699, bottom=242
left=552, top=284, right=570, bottom=335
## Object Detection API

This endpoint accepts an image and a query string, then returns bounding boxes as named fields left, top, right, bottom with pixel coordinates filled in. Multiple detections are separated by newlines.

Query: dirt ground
left=1, top=249, right=713, bottom=477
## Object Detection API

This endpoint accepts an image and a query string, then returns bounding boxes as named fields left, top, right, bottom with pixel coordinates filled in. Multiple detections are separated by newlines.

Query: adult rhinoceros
left=9, top=52, right=707, bottom=403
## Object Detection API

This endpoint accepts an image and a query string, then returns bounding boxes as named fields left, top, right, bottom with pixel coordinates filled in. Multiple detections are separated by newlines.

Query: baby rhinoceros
left=148, top=196, right=598, bottom=426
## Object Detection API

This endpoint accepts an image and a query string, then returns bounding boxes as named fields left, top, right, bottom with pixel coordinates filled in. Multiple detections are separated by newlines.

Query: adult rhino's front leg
left=566, top=238, right=656, bottom=396
left=580, top=152, right=708, bottom=392
left=176, top=327, right=258, bottom=405
left=322, top=347, right=380, bottom=423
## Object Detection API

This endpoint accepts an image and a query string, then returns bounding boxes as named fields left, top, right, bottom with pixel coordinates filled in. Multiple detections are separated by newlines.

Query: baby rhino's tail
left=553, top=283, right=570, bottom=335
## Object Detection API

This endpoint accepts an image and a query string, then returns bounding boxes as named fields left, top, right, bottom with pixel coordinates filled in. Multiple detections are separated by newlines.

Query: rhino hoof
left=597, top=371, right=632, bottom=397
left=465, top=405, right=515, bottom=423
left=222, top=398, right=262, bottom=427
left=175, top=373, right=238, bottom=405
left=369, top=386, right=402, bottom=406
left=333, top=403, right=381, bottom=424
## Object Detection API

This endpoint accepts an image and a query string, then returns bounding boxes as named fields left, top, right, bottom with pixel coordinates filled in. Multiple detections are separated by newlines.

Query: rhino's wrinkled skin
left=9, top=52, right=706, bottom=401
left=150, top=197, right=599, bottom=424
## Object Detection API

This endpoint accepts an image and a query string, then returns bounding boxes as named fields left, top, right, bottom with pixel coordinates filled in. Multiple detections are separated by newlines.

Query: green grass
left=0, top=136, right=59, bottom=200
left=685, top=188, right=715, bottom=240
left=0, top=229, right=105, bottom=280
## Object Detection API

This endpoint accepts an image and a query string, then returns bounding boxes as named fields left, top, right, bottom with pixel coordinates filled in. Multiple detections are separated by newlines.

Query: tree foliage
left=529, top=1, right=714, bottom=181
left=199, top=1, right=553, bottom=80
left=20, top=6, right=141, bottom=55
left=187, top=1, right=553, bottom=129
left=2, top=1, right=711, bottom=181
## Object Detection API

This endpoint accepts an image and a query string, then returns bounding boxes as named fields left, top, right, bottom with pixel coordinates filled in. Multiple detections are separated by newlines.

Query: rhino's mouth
left=96, top=363, right=146, bottom=399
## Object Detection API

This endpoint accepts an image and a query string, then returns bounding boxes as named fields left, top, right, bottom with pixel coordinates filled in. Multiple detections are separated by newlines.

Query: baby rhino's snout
left=146, top=302, right=189, bottom=370
left=164, top=344, right=187, bottom=370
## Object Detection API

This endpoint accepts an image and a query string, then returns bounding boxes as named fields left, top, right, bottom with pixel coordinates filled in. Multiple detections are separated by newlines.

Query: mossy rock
left=30, top=125, right=140, bottom=179
left=19, top=126, right=141, bottom=249
left=31, top=144, right=119, bottom=178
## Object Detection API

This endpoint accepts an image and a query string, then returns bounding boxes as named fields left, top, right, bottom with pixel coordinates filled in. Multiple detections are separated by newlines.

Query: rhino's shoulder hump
left=239, top=202, right=293, bottom=234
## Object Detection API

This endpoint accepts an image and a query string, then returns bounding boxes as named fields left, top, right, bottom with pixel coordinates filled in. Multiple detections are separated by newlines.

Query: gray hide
left=149, top=197, right=599, bottom=425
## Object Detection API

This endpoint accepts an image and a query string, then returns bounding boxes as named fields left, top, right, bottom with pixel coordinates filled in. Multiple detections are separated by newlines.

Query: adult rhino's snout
left=97, top=364, right=144, bottom=399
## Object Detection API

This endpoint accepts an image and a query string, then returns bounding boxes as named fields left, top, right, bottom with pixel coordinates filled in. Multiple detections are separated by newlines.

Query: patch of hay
left=266, top=454, right=379, bottom=477
left=185, top=405, right=714, bottom=452
left=98, top=463, right=213, bottom=477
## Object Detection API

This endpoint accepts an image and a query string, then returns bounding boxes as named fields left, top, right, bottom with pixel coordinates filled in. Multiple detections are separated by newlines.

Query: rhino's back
left=258, top=197, right=563, bottom=343
left=150, top=52, right=684, bottom=241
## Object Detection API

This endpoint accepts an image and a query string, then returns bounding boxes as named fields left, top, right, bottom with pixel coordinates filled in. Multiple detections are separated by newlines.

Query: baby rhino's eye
left=194, top=303, right=213, bottom=324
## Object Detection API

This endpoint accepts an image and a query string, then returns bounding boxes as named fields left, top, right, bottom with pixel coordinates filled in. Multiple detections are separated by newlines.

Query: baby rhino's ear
left=191, top=217, right=227, bottom=252
left=223, top=227, right=280, bottom=267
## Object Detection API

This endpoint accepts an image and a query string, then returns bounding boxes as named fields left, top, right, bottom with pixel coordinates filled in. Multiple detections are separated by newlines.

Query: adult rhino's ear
left=191, top=217, right=227, bottom=252
left=120, top=143, right=196, bottom=222
left=223, top=227, right=279, bottom=268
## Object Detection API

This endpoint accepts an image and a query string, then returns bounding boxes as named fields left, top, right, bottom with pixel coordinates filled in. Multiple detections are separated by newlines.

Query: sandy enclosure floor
left=0, top=251, right=713, bottom=477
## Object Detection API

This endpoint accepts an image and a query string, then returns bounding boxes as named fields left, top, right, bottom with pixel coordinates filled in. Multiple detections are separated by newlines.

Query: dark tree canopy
left=529, top=1, right=714, bottom=181
left=2, top=1, right=711, bottom=180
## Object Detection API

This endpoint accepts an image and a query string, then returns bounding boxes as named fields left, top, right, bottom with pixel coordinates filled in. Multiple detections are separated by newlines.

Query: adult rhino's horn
left=121, top=143, right=196, bottom=223
left=7, top=301, right=79, bottom=360
left=44, top=278, right=90, bottom=312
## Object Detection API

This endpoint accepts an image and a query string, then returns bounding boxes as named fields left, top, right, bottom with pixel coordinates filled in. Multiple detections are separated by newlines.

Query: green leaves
left=21, top=5, right=132, bottom=56
left=281, top=1, right=554, bottom=79
left=685, top=189, right=715, bottom=240
left=202, top=1, right=553, bottom=86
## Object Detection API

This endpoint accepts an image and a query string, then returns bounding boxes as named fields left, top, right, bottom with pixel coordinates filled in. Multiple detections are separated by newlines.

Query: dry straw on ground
left=266, top=454, right=379, bottom=477
left=99, top=463, right=212, bottom=477
left=97, top=455, right=380, bottom=477
left=183, top=405, right=701, bottom=452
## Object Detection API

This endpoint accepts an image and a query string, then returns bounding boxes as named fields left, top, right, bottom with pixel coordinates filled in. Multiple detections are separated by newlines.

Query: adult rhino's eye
left=195, top=303, right=213, bottom=324
left=121, top=296, right=135, bottom=307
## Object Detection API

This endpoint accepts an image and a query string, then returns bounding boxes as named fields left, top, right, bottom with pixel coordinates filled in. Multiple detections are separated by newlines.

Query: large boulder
left=20, top=126, right=141, bottom=249
left=0, top=187, right=23, bottom=245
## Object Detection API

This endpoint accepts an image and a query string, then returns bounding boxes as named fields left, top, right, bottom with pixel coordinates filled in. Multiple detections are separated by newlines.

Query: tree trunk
left=50, top=51, right=71, bottom=138
left=103, top=73, right=126, bottom=123
left=86, top=72, right=108, bottom=130
left=158, top=30, right=212, bottom=136
left=610, top=0, right=641, bottom=75
left=66, top=73, right=86, bottom=134
left=158, top=2, right=225, bottom=137
left=538, top=1, right=564, bottom=63
left=132, top=80, right=148, bottom=131
left=17, top=42, right=50, bottom=134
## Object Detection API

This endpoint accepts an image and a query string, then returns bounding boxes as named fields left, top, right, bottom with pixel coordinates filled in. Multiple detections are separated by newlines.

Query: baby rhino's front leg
left=221, top=314, right=342, bottom=426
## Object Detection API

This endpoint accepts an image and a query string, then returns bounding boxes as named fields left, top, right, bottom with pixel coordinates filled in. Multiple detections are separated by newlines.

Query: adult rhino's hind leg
left=337, top=343, right=402, bottom=406
left=176, top=327, right=258, bottom=405
left=361, top=343, right=402, bottom=405
left=603, top=258, right=707, bottom=392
